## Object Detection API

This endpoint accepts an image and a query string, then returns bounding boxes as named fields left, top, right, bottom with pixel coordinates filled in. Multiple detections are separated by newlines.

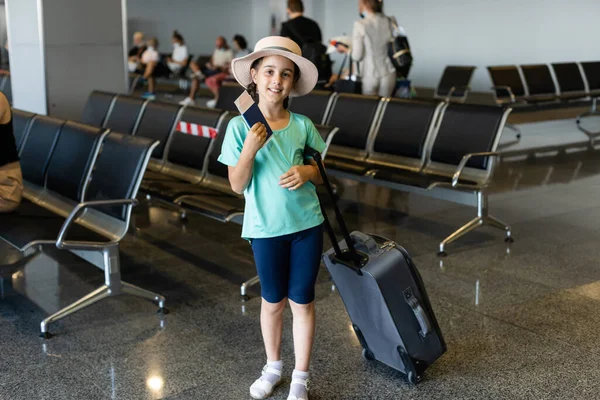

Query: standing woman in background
left=351, top=0, right=397, bottom=97
left=0, top=92, right=22, bottom=213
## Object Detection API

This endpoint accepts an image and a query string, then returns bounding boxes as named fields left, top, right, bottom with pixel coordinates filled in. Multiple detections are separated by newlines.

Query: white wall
left=127, top=0, right=600, bottom=92
left=321, top=0, right=600, bottom=91
left=127, top=0, right=257, bottom=56
left=6, top=0, right=47, bottom=114
left=126, top=0, right=327, bottom=55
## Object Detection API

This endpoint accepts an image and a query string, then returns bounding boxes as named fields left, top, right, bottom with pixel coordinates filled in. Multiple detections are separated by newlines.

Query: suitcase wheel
left=361, top=348, right=375, bottom=361
left=407, top=371, right=421, bottom=385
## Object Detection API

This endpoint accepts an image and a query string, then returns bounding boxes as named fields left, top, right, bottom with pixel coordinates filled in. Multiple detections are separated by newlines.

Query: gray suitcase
left=307, top=147, right=446, bottom=384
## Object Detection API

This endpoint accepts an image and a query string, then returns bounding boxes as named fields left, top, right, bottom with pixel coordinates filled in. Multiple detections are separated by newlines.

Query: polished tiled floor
left=3, top=115, right=600, bottom=399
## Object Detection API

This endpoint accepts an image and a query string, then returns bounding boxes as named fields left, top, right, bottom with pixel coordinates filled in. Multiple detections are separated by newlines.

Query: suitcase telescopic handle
left=306, top=146, right=363, bottom=269
left=404, top=287, right=432, bottom=338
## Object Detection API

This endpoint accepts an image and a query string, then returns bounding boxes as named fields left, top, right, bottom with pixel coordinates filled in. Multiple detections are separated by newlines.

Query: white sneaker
left=179, top=97, right=195, bottom=106
left=206, top=99, right=217, bottom=108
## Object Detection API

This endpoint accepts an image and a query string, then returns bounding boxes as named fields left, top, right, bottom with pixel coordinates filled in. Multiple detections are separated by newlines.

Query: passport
left=234, top=90, right=274, bottom=147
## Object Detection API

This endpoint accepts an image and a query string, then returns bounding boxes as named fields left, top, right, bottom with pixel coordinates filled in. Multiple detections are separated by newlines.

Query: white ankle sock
left=250, top=360, right=282, bottom=399
left=288, top=369, right=309, bottom=400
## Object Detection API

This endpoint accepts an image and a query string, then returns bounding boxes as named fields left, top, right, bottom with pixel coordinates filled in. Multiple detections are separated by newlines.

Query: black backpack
left=387, top=17, right=413, bottom=79
left=301, top=40, right=332, bottom=84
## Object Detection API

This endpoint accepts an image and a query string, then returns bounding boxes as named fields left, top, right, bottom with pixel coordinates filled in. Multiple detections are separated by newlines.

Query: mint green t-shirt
left=217, top=112, right=327, bottom=240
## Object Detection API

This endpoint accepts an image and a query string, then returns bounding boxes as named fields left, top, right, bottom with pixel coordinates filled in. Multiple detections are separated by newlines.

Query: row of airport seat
left=79, top=90, right=338, bottom=299
left=83, top=87, right=515, bottom=256
left=288, top=91, right=515, bottom=256
left=4, top=110, right=165, bottom=337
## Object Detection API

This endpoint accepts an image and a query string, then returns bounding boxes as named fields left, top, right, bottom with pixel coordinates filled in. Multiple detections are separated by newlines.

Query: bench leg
left=576, top=98, right=600, bottom=144
left=240, top=275, right=260, bottom=302
left=121, top=281, right=166, bottom=311
left=438, top=217, right=482, bottom=256
left=438, top=191, right=512, bottom=256
left=40, top=285, right=110, bottom=338
left=40, top=244, right=167, bottom=338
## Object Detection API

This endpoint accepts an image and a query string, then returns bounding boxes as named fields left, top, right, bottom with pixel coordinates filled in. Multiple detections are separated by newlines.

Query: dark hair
left=363, top=0, right=383, bottom=13
left=287, top=0, right=304, bottom=13
left=233, top=34, right=248, bottom=50
left=172, top=30, right=185, bottom=44
left=246, top=57, right=300, bottom=110
left=149, top=37, right=158, bottom=48
left=217, top=36, right=230, bottom=50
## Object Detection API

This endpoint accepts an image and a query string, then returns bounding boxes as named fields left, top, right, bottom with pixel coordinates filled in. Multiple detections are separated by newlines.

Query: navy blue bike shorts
left=250, top=224, right=323, bottom=304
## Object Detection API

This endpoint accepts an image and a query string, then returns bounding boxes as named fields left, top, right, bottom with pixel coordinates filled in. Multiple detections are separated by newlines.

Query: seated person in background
left=140, top=31, right=189, bottom=99
left=179, top=36, right=234, bottom=105
left=0, top=92, right=22, bottom=213
left=180, top=34, right=249, bottom=107
left=165, top=30, right=189, bottom=75
left=139, top=37, right=161, bottom=99
left=127, top=31, right=146, bottom=72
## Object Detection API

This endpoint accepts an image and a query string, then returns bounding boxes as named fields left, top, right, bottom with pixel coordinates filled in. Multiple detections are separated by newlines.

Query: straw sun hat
left=230, top=36, right=318, bottom=97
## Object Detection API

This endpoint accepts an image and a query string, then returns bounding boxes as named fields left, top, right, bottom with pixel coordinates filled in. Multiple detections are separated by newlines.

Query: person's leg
left=143, top=62, right=157, bottom=94
left=287, top=224, right=324, bottom=400
left=250, top=235, right=292, bottom=399
left=361, top=76, right=379, bottom=96
left=189, top=77, right=200, bottom=99
left=205, top=75, right=220, bottom=98
left=379, top=73, right=398, bottom=98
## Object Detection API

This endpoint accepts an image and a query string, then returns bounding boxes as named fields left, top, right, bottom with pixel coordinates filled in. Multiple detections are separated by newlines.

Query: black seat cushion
left=81, top=91, right=115, bottom=127
left=437, top=66, right=475, bottom=97
left=85, top=133, right=154, bottom=221
left=206, top=112, right=239, bottom=179
left=216, top=83, right=245, bottom=112
left=19, top=116, right=64, bottom=186
left=178, top=189, right=244, bottom=221
left=167, top=107, right=224, bottom=172
left=487, top=66, right=526, bottom=98
left=134, top=101, right=181, bottom=158
left=12, top=110, right=35, bottom=151
left=45, top=121, right=104, bottom=202
left=372, top=168, right=477, bottom=189
left=328, top=94, right=380, bottom=150
left=324, top=157, right=369, bottom=175
left=551, top=63, right=585, bottom=94
left=430, top=104, right=504, bottom=170
left=0, top=200, right=107, bottom=251
left=142, top=170, right=173, bottom=182
left=104, top=95, right=145, bottom=134
left=289, top=90, right=332, bottom=124
left=373, top=99, right=439, bottom=159
left=521, top=64, right=557, bottom=97
left=581, top=62, right=600, bottom=92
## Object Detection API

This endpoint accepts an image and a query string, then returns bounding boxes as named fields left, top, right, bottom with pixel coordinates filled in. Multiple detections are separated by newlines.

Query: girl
left=218, top=36, right=326, bottom=400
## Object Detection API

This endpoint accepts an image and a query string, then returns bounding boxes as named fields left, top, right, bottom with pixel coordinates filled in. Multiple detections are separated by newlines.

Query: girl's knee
left=262, top=297, right=287, bottom=314
left=288, top=299, right=315, bottom=314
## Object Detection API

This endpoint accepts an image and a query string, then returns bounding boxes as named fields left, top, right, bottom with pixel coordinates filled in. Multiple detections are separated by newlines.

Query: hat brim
left=231, top=49, right=318, bottom=97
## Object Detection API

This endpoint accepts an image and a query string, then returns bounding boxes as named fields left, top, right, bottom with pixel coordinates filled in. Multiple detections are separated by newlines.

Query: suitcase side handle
left=404, top=287, right=432, bottom=338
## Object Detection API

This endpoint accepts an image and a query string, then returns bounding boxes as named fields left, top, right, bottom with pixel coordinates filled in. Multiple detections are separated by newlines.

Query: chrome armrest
left=444, top=86, right=470, bottom=102
left=56, top=198, right=139, bottom=249
left=452, top=152, right=499, bottom=187
left=491, top=85, right=516, bottom=103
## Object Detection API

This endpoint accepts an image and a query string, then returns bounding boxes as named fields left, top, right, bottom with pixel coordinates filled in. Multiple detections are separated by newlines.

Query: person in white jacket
left=349, top=0, right=397, bottom=97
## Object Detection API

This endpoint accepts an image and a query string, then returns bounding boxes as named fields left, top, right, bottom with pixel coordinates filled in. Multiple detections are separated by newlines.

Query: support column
left=6, top=0, right=128, bottom=119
